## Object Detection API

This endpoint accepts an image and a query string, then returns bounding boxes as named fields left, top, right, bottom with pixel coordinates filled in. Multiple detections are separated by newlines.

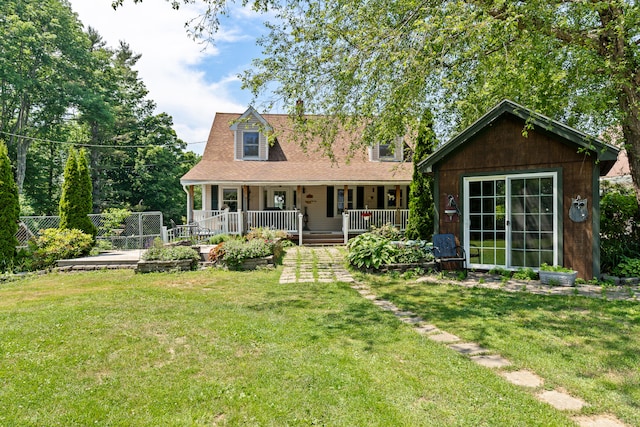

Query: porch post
left=184, top=185, right=194, bottom=224
left=395, top=185, right=401, bottom=226
left=298, top=213, right=304, bottom=246
left=344, top=185, right=349, bottom=209
left=343, top=212, right=349, bottom=244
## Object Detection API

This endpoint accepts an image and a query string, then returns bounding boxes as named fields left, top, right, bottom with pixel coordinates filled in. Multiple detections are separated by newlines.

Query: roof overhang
left=418, top=99, right=620, bottom=176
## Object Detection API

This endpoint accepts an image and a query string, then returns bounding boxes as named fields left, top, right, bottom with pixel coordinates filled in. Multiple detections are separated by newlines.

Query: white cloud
left=68, top=0, right=255, bottom=154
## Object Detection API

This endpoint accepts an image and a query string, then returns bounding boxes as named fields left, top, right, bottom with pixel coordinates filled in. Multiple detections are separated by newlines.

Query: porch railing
left=166, top=210, right=242, bottom=244
left=347, top=209, right=410, bottom=232
left=247, top=210, right=299, bottom=233
left=192, top=210, right=223, bottom=222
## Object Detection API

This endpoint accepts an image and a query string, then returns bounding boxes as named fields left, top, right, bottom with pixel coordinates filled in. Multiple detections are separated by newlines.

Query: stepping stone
left=501, top=370, right=543, bottom=388
left=573, top=415, right=627, bottom=427
left=428, top=332, right=461, bottom=343
left=399, top=316, right=423, bottom=325
left=448, top=342, right=490, bottom=355
left=414, top=324, right=439, bottom=334
left=470, top=354, right=511, bottom=368
left=537, top=390, right=586, bottom=411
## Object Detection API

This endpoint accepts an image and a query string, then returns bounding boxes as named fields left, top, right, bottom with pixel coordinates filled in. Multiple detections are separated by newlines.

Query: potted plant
left=361, top=212, right=372, bottom=221
left=539, top=263, right=578, bottom=286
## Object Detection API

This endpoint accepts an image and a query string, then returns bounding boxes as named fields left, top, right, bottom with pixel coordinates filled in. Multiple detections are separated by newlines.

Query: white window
left=221, top=188, right=239, bottom=212
left=243, top=132, right=259, bottom=158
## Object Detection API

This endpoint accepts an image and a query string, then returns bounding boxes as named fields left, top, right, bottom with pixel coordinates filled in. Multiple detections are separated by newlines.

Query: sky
left=68, top=0, right=273, bottom=155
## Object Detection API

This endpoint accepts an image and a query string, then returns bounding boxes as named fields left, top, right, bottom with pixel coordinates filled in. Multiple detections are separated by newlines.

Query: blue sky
left=68, top=0, right=274, bottom=155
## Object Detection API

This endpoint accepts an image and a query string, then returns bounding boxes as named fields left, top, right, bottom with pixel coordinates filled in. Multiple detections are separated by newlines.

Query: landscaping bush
left=142, top=246, right=200, bottom=263
left=611, top=257, right=640, bottom=278
left=369, top=223, right=402, bottom=240
left=347, top=233, right=398, bottom=269
left=348, top=233, right=434, bottom=270
left=28, top=228, right=94, bottom=270
left=221, top=238, right=274, bottom=269
left=600, top=184, right=640, bottom=272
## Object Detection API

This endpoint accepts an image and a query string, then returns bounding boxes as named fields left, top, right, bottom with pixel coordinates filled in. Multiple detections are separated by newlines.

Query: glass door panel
left=466, top=173, right=556, bottom=269
left=509, top=176, right=555, bottom=268
left=467, top=178, right=506, bottom=267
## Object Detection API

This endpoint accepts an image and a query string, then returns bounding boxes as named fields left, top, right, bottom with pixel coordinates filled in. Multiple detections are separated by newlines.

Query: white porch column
left=202, top=185, right=211, bottom=212
left=343, top=212, right=349, bottom=244
left=298, top=213, right=304, bottom=246
left=184, top=185, right=194, bottom=224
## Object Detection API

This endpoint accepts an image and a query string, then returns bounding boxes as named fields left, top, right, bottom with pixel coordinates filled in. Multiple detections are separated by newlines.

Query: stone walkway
left=279, top=248, right=628, bottom=427
left=279, top=246, right=354, bottom=284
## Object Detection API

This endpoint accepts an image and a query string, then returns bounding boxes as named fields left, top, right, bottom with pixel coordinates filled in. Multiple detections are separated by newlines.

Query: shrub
left=611, top=257, right=640, bottom=278
left=142, top=246, right=200, bottom=263
left=513, top=267, right=537, bottom=280
left=28, top=228, right=94, bottom=270
left=222, top=238, right=274, bottom=269
left=369, top=223, right=402, bottom=240
left=246, top=227, right=288, bottom=241
left=207, top=234, right=233, bottom=245
left=347, top=233, right=397, bottom=269
left=600, top=185, right=640, bottom=272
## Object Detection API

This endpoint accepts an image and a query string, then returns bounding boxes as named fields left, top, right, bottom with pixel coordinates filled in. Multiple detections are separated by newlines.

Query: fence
left=18, top=212, right=164, bottom=250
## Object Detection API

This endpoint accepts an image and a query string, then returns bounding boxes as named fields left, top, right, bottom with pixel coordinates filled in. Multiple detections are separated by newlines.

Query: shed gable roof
left=419, top=99, right=620, bottom=175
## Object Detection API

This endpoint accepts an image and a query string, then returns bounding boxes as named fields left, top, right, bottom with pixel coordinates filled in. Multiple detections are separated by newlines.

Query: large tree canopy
left=117, top=0, right=640, bottom=203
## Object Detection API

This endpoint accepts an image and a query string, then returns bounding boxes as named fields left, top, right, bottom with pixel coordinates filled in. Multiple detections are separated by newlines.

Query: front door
left=464, top=172, right=558, bottom=269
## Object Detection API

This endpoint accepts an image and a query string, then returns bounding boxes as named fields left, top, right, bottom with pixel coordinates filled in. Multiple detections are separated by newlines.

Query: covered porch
left=178, top=182, right=410, bottom=244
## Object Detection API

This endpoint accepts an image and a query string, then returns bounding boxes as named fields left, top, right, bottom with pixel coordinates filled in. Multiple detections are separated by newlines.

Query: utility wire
left=0, top=130, right=206, bottom=148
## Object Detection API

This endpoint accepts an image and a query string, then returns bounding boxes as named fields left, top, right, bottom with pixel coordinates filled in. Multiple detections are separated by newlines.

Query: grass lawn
left=365, top=274, right=640, bottom=426
left=0, top=269, right=574, bottom=426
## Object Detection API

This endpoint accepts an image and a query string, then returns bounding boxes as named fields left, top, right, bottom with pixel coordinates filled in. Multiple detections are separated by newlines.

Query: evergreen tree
left=76, top=148, right=97, bottom=237
left=405, top=110, right=437, bottom=241
left=59, top=148, right=96, bottom=238
left=0, top=141, right=20, bottom=270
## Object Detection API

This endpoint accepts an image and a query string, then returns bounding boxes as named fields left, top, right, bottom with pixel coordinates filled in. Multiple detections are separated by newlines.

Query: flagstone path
left=279, top=247, right=628, bottom=427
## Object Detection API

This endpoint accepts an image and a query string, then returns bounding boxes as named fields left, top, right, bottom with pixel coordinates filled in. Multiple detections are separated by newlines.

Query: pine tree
left=0, top=141, right=20, bottom=270
left=405, top=110, right=437, bottom=241
left=59, top=148, right=96, bottom=238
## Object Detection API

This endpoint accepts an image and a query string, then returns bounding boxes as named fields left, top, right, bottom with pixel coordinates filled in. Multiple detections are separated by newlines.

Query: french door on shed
left=463, top=172, right=558, bottom=270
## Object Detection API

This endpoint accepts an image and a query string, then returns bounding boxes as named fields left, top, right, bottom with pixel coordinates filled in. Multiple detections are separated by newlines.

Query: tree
left=0, top=0, right=92, bottom=193
left=117, top=0, right=640, bottom=204
left=59, top=148, right=96, bottom=238
left=0, top=140, right=19, bottom=266
left=405, top=110, right=437, bottom=241
left=0, top=140, right=20, bottom=270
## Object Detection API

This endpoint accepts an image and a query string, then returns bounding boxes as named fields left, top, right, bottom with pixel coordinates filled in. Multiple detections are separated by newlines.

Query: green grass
left=0, top=269, right=573, bottom=426
left=366, top=275, right=640, bottom=426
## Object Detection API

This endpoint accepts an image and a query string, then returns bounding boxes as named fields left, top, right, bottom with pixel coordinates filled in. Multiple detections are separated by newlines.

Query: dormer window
left=371, top=138, right=403, bottom=162
left=243, top=132, right=260, bottom=158
left=231, top=107, right=272, bottom=161
left=378, top=143, right=394, bottom=160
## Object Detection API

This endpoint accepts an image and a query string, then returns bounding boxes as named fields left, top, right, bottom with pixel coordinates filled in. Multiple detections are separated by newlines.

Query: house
left=180, top=107, right=412, bottom=242
left=419, top=100, right=619, bottom=279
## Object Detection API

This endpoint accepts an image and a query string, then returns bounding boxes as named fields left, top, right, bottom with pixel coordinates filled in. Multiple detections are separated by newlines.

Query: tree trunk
left=12, top=95, right=31, bottom=194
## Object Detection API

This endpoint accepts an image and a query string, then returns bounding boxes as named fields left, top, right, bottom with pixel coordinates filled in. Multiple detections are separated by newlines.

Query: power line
left=0, top=130, right=207, bottom=149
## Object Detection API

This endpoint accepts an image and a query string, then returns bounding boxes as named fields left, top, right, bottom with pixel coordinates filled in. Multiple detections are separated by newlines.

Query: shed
left=419, top=100, right=619, bottom=279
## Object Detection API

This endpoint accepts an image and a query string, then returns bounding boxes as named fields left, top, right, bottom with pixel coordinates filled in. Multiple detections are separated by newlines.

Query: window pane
left=482, top=181, right=494, bottom=196
left=379, top=143, right=393, bottom=158
left=469, top=181, right=481, bottom=197
left=243, top=132, right=259, bottom=157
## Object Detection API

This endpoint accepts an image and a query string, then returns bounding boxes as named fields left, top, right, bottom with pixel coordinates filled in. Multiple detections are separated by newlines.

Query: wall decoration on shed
left=569, top=195, right=588, bottom=223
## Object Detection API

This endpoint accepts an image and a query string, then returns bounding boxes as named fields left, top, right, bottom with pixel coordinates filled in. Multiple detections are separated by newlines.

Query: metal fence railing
left=18, top=212, right=164, bottom=250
